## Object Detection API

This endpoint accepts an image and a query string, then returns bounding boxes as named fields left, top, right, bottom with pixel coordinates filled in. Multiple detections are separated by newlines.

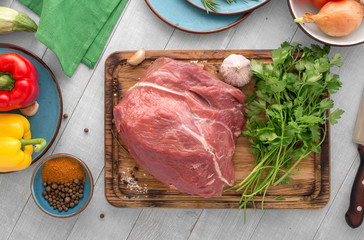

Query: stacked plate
left=145, top=0, right=270, bottom=33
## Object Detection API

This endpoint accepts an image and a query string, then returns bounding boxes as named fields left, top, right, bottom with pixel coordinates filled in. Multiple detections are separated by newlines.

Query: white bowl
left=287, top=0, right=364, bottom=46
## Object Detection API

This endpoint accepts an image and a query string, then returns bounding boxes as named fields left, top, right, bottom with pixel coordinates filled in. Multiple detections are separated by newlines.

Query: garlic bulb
left=220, top=54, right=252, bottom=87
left=127, top=48, right=145, bottom=65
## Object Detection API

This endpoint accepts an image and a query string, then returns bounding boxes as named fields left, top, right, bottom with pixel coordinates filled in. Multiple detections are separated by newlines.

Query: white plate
left=287, top=0, right=364, bottom=46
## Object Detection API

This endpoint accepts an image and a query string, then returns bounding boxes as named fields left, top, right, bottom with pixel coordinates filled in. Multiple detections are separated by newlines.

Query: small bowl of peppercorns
left=30, top=153, right=94, bottom=218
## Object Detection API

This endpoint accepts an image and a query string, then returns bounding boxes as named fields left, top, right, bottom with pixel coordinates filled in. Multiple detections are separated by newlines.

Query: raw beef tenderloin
left=113, top=57, right=246, bottom=198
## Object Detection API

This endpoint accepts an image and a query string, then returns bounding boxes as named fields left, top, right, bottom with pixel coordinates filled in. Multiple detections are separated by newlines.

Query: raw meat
left=113, top=58, right=246, bottom=198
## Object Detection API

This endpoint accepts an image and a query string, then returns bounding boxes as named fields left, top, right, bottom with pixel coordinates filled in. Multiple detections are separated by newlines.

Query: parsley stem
left=273, top=151, right=311, bottom=185
left=227, top=146, right=278, bottom=191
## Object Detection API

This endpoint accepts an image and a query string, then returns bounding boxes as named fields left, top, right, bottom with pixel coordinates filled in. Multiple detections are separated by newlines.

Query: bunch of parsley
left=229, top=42, right=344, bottom=214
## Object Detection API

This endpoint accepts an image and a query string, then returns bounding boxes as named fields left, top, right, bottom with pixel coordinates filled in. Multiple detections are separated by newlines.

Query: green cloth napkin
left=19, top=0, right=128, bottom=77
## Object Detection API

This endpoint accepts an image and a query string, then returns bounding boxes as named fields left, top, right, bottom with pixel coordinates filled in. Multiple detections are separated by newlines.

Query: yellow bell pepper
left=0, top=113, right=46, bottom=172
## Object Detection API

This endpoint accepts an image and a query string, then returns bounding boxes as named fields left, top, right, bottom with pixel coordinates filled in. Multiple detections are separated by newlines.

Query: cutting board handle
left=345, top=144, right=364, bottom=228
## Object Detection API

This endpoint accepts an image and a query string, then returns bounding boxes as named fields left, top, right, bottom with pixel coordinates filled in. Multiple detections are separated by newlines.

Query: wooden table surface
left=1, top=0, right=364, bottom=239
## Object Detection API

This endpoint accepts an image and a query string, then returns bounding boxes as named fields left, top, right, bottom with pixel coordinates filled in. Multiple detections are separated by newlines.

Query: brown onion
left=295, top=0, right=364, bottom=37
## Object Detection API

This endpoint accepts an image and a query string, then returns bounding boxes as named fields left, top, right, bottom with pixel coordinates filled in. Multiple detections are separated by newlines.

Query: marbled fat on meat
left=113, top=58, right=246, bottom=198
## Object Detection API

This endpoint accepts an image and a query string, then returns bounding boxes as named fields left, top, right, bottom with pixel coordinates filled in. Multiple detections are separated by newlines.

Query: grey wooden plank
left=227, top=0, right=297, bottom=49
left=1, top=0, right=363, bottom=240
left=0, top=1, right=47, bottom=57
left=186, top=2, right=300, bottom=240
left=8, top=199, right=78, bottom=240
left=126, top=3, right=282, bottom=240
left=0, top=11, right=100, bottom=240
left=0, top=0, right=129, bottom=239
left=0, top=2, right=48, bottom=239
left=248, top=28, right=364, bottom=240
left=6, top=60, right=105, bottom=240
left=66, top=170, right=142, bottom=240
left=0, top=0, right=13, bottom=7
left=188, top=209, right=262, bottom=240
left=0, top=165, right=37, bottom=240
left=252, top=209, right=330, bottom=240
left=313, top=155, right=364, bottom=240
left=126, top=209, right=201, bottom=240
left=7, top=0, right=175, bottom=239
left=166, top=0, right=288, bottom=51
left=165, top=23, right=237, bottom=50
left=309, top=29, right=364, bottom=239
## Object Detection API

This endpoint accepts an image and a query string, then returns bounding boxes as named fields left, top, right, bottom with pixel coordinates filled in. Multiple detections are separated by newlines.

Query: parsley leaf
left=328, top=108, right=345, bottom=125
left=330, top=53, right=344, bottom=67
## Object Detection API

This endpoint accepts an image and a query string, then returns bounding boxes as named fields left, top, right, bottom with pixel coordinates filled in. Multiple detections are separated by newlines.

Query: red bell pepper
left=0, top=52, right=39, bottom=111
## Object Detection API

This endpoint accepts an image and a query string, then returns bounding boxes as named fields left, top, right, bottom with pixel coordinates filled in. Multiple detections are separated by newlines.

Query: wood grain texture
left=2, top=0, right=364, bottom=239
left=105, top=49, right=330, bottom=209
left=126, top=209, right=201, bottom=240
left=227, top=0, right=297, bottom=49
left=5, top=1, right=179, bottom=239
left=188, top=209, right=262, bottom=240
left=5, top=2, right=133, bottom=239
left=0, top=2, right=48, bottom=237
left=66, top=171, right=142, bottom=240
left=313, top=155, right=364, bottom=239
left=2, top=0, right=13, bottom=6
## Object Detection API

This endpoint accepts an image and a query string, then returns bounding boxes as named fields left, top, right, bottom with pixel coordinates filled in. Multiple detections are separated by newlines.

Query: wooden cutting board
left=104, top=50, right=329, bottom=209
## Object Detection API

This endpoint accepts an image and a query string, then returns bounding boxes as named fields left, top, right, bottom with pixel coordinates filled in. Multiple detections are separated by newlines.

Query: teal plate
left=186, top=0, right=270, bottom=15
left=0, top=44, right=62, bottom=165
left=145, top=0, right=251, bottom=33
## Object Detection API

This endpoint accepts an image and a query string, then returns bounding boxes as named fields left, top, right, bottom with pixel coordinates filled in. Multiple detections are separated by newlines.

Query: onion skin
left=296, top=0, right=364, bottom=37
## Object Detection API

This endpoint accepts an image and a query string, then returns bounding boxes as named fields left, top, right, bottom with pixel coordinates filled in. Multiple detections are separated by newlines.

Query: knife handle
left=345, top=144, right=364, bottom=228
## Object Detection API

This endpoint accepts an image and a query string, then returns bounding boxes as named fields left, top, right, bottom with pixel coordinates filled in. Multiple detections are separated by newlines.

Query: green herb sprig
left=227, top=42, right=344, bottom=220
left=201, top=0, right=249, bottom=13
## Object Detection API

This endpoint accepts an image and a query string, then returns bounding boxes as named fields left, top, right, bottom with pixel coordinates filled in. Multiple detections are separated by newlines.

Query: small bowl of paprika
left=30, top=153, right=94, bottom=218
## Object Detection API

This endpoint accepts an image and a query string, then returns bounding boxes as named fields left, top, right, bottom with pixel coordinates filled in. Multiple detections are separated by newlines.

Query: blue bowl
left=30, top=154, right=94, bottom=218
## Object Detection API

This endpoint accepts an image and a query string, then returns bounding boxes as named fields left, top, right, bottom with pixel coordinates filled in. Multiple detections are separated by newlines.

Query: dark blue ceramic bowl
left=31, top=154, right=94, bottom=218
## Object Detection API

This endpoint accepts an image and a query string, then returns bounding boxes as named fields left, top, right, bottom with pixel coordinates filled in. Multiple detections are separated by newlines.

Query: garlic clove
left=127, top=48, right=146, bottom=65
left=20, top=101, right=39, bottom=116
